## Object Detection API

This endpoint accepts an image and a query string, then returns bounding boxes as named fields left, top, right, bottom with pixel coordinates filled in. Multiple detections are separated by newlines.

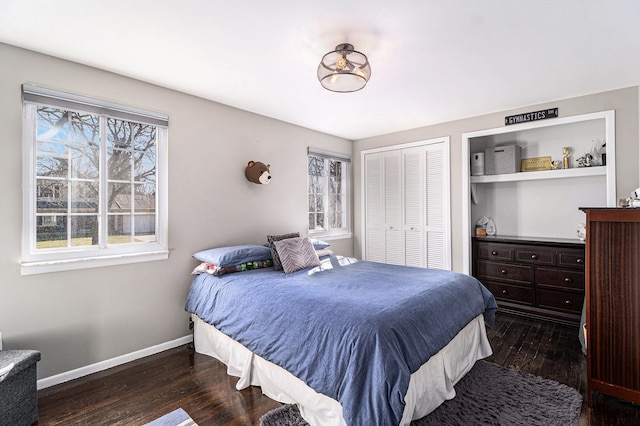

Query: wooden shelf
left=470, top=165, right=606, bottom=184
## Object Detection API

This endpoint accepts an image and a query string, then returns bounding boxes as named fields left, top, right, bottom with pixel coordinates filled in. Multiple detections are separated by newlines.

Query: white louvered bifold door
left=403, top=147, right=425, bottom=268
left=383, top=151, right=404, bottom=265
left=424, top=143, right=448, bottom=269
left=364, top=153, right=385, bottom=263
left=363, top=139, right=450, bottom=270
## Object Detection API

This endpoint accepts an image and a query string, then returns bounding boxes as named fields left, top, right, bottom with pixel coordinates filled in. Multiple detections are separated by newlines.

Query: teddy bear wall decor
left=245, top=161, right=272, bottom=184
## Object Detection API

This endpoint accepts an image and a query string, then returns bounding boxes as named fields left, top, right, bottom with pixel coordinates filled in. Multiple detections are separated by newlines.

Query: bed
left=185, top=242, right=497, bottom=426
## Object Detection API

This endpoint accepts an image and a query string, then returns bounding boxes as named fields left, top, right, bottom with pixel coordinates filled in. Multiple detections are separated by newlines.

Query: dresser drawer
left=477, top=260, right=532, bottom=285
left=472, top=237, right=584, bottom=325
left=537, top=267, right=584, bottom=291
left=537, top=288, right=583, bottom=314
left=515, top=248, right=555, bottom=265
left=483, top=281, right=534, bottom=306
left=557, top=248, right=585, bottom=269
left=477, top=243, right=513, bottom=261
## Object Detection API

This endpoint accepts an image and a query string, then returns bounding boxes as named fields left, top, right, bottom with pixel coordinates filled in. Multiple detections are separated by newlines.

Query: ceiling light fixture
left=317, top=43, right=371, bottom=93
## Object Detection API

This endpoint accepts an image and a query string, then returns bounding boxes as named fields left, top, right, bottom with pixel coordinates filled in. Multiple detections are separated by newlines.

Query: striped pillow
left=267, top=232, right=300, bottom=271
left=274, top=237, right=320, bottom=274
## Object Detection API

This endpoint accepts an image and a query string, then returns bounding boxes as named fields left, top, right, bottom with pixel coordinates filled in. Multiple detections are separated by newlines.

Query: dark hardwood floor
left=36, top=313, right=640, bottom=425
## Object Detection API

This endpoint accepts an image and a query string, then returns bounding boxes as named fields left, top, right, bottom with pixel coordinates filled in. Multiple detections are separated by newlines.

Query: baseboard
left=36, top=334, right=193, bottom=390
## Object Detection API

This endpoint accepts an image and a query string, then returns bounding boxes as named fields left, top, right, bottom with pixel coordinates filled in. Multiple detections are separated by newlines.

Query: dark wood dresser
left=581, top=207, right=640, bottom=405
left=472, top=235, right=585, bottom=325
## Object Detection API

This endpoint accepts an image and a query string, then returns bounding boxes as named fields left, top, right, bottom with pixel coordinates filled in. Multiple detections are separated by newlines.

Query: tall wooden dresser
left=581, top=207, right=640, bottom=405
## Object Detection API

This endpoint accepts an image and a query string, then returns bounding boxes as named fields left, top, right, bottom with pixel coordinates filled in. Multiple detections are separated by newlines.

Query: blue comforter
left=185, top=256, right=497, bottom=426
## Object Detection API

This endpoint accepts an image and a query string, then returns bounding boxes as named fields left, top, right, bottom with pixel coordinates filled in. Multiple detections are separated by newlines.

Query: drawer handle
left=565, top=300, right=572, bottom=305
left=491, top=251, right=498, bottom=256
left=500, top=269, right=507, bottom=274
left=576, top=258, right=584, bottom=264
left=502, top=289, right=508, bottom=295
left=564, top=277, right=572, bottom=283
left=531, top=254, right=538, bottom=260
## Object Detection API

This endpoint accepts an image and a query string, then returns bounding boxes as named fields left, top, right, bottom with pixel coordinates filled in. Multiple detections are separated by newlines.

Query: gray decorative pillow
left=274, top=237, right=320, bottom=274
left=267, top=232, right=300, bottom=271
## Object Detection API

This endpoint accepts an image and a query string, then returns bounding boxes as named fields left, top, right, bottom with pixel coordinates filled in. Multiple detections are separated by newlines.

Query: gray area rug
left=259, top=360, right=583, bottom=426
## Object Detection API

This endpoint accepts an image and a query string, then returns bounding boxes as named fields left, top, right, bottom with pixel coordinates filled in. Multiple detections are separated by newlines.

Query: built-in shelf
left=461, top=109, right=616, bottom=275
left=470, top=165, right=606, bottom=184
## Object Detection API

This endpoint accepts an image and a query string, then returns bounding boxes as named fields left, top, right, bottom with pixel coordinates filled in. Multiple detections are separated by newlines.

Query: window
left=21, top=84, right=168, bottom=274
left=307, top=148, right=351, bottom=237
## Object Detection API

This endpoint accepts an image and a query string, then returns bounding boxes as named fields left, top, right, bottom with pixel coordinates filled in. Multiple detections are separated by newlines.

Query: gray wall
left=353, top=86, right=639, bottom=272
left=0, top=43, right=352, bottom=379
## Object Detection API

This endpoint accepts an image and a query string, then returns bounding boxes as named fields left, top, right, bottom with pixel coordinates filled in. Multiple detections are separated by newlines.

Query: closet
left=362, top=137, right=450, bottom=269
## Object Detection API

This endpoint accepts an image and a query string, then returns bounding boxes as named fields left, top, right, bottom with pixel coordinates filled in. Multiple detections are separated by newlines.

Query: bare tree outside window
left=329, top=160, right=344, bottom=229
left=308, top=156, right=325, bottom=231
left=107, top=118, right=157, bottom=244
left=308, top=154, right=349, bottom=235
left=35, top=107, right=157, bottom=249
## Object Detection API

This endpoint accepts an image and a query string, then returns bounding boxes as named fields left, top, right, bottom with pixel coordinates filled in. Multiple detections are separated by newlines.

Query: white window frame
left=21, top=84, right=169, bottom=275
left=307, top=147, right=352, bottom=239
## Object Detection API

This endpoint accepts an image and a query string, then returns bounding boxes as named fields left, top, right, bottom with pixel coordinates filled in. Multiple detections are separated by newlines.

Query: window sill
left=20, top=250, right=169, bottom=275
left=309, top=232, right=352, bottom=241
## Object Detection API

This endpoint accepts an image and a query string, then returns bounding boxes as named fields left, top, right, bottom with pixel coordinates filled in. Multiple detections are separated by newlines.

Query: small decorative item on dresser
left=562, top=147, right=572, bottom=169
left=627, top=187, right=640, bottom=207
left=476, top=216, right=491, bottom=237
left=486, top=218, right=497, bottom=236
left=577, top=223, right=586, bottom=241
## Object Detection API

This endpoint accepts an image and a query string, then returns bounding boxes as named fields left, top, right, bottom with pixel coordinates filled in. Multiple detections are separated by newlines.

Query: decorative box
left=484, top=145, right=521, bottom=175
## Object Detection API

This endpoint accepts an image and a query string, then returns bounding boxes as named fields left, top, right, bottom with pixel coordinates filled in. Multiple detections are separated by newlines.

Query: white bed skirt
left=192, top=313, right=492, bottom=426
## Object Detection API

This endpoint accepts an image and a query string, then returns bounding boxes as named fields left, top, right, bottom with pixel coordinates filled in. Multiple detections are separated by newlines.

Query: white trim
left=461, top=134, right=472, bottom=275
left=360, top=138, right=441, bottom=155
left=441, top=138, right=452, bottom=270
left=21, top=249, right=169, bottom=275
left=308, top=232, right=352, bottom=241
left=307, top=152, right=351, bottom=237
left=37, top=334, right=193, bottom=390
left=21, top=101, right=169, bottom=273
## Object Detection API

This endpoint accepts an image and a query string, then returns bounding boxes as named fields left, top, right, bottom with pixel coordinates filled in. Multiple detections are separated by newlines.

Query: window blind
left=307, top=147, right=351, bottom=163
left=22, top=83, right=169, bottom=127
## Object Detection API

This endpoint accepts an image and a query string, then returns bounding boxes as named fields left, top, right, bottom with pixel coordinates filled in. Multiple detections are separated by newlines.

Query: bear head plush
left=245, top=161, right=271, bottom=184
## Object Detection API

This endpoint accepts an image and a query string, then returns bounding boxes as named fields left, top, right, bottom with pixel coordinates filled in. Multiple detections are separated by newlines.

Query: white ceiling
left=1, top=1, right=639, bottom=140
